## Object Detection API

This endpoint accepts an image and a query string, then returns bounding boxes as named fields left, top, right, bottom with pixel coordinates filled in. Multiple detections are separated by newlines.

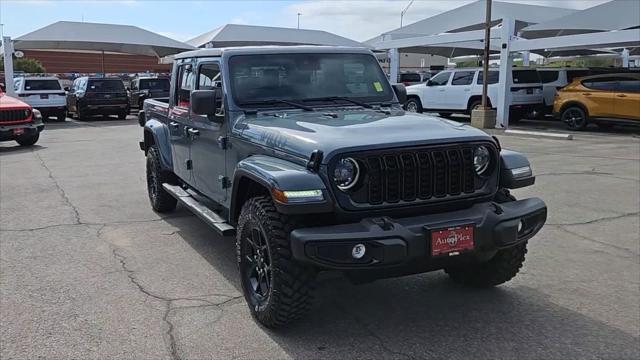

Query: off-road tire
left=16, top=132, right=40, bottom=147
left=445, top=188, right=526, bottom=287
left=57, top=111, right=66, bottom=122
left=236, top=196, right=316, bottom=328
left=146, top=145, right=178, bottom=213
left=404, top=98, right=423, bottom=113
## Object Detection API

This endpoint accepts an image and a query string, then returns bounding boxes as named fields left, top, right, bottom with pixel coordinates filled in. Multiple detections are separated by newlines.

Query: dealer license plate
left=430, top=225, right=474, bottom=256
left=40, top=94, right=49, bottom=99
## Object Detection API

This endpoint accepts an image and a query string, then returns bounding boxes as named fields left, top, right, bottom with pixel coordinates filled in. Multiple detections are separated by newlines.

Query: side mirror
left=190, top=89, right=222, bottom=122
left=64, top=87, right=70, bottom=92
left=392, top=84, right=407, bottom=104
left=426, top=80, right=433, bottom=86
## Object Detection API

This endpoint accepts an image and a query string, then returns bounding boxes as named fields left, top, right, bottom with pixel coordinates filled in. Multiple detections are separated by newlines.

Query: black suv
left=128, top=76, right=170, bottom=109
left=66, top=77, right=129, bottom=120
left=139, top=46, right=547, bottom=328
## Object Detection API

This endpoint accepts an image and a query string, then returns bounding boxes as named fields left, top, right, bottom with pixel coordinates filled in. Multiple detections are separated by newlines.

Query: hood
left=0, top=93, right=31, bottom=109
left=237, top=109, right=492, bottom=162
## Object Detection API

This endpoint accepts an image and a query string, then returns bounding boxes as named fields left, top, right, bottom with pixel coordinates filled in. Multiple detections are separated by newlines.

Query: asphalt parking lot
left=1, top=115, right=639, bottom=359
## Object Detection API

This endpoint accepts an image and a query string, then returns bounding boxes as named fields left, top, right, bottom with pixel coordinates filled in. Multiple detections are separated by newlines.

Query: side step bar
left=162, top=183, right=236, bottom=237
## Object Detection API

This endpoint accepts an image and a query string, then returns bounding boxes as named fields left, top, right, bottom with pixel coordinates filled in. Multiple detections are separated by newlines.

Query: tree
left=0, top=57, right=46, bottom=73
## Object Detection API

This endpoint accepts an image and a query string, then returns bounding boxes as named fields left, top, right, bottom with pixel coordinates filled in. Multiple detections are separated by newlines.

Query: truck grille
left=337, top=144, right=492, bottom=207
left=0, top=109, right=31, bottom=125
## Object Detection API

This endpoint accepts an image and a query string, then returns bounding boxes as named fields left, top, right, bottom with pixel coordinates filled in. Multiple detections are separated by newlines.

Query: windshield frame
left=226, top=52, right=395, bottom=111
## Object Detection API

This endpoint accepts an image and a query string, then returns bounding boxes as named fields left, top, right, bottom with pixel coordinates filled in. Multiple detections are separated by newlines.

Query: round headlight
left=334, top=157, right=360, bottom=191
left=24, top=109, right=32, bottom=118
left=474, top=146, right=491, bottom=175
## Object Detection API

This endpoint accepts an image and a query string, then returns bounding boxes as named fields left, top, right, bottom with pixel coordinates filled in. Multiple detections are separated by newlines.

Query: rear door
left=169, top=61, right=195, bottom=183
left=190, top=60, right=228, bottom=203
left=613, top=78, right=640, bottom=120
left=580, top=77, right=617, bottom=118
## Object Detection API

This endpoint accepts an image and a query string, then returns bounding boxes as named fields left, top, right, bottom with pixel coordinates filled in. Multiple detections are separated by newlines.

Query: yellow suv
left=553, top=73, right=640, bottom=130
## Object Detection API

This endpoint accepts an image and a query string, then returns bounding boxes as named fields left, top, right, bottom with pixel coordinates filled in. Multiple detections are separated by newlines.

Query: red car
left=0, top=88, right=44, bottom=146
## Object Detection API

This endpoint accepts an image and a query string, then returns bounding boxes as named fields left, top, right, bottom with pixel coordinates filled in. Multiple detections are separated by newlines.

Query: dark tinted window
left=477, top=71, right=499, bottom=85
left=400, top=73, right=421, bottom=82
left=617, top=79, right=640, bottom=93
left=566, top=70, right=590, bottom=83
left=24, top=80, right=61, bottom=91
left=429, top=71, right=451, bottom=86
left=139, top=79, right=170, bottom=91
left=582, top=78, right=619, bottom=91
left=512, top=70, right=540, bottom=84
left=88, top=79, right=124, bottom=91
left=538, top=71, right=559, bottom=83
left=451, top=71, right=474, bottom=85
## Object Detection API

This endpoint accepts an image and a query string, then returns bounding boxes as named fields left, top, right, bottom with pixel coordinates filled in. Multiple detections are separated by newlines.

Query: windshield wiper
left=240, top=99, right=313, bottom=111
left=304, top=96, right=372, bottom=109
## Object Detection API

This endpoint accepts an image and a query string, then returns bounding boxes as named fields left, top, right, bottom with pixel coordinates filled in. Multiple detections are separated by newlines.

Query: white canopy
left=13, top=21, right=194, bottom=57
left=521, top=0, right=640, bottom=39
left=187, top=24, right=364, bottom=48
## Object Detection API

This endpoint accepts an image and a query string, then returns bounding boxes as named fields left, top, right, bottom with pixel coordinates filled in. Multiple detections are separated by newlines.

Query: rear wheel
left=146, top=145, right=178, bottom=213
left=118, top=112, right=127, bottom=120
left=445, top=189, right=527, bottom=287
left=468, top=99, right=482, bottom=114
left=237, top=196, right=316, bottom=328
left=561, top=106, right=588, bottom=130
left=404, top=98, right=423, bottom=113
left=57, top=111, right=66, bottom=122
left=16, top=132, right=40, bottom=147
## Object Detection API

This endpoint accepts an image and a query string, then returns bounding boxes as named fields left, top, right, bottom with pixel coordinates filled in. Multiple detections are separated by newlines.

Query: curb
left=504, top=129, right=574, bottom=140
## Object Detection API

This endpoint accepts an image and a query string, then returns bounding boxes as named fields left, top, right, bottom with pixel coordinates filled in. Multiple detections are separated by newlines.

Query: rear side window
left=538, top=71, right=559, bottom=84
left=582, top=78, right=619, bottom=91
left=476, top=71, right=499, bottom=85
left=175, top=64, right=194, bottom=107
left=88, top=80, right=124, bottom=91
left=616, top=79, right=640, bottom=93
left=512, top=70, right=540, bottom=84
left=400, top=73, right=421, bottom=82
left=566, top=70, right=590, bottom=83
left=451, top=71, right=474, bottom=85
left=429, top=71, right=451, bottom=86
left=24, top=80, right=61, bottom=91
left=140, top=79, right=170, bottom=91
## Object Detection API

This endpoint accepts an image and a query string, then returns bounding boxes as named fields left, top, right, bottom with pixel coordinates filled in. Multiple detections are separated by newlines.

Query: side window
left=429, top=71, right=451, bottom=86
left=477, top=71, right=499, bottom=85
left=617, top=79, right=640, bottom=93
left=175, top=64, right=194, bottom=107
left=197, top=63, right=221, bottom=90
left=538, top=71, right=559, bottom=84
left=451, top=71, right=474, bottom=86
left=566, top=70, right=590, bottom=83
left=582, top=78, right=618, bottom=91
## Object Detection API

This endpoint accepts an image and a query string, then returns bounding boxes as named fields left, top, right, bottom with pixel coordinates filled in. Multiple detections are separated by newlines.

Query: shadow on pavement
left=0, top=144, right=47, bottom=154
left=163, top=214, right=639, bottom=359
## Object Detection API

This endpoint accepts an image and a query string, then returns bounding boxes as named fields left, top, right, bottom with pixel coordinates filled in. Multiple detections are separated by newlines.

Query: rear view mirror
left=392, top=84, right=407, bottom=104
left=190, top=89, right=222, bottom=122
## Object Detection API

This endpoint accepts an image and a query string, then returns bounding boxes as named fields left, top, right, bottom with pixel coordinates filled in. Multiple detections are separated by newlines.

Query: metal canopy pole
left=2, top=36, right=15, bottom=96
left=481, top=0, right=492, bottom=109
left=101, top=50, right=105, bottom=76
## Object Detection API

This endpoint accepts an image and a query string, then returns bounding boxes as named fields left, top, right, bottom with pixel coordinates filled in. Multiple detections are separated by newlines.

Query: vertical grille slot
left=461, top=148, right=475, bottom=192
left=447, top=149, right=462, bottom=195
left=432, top=151, right=447, bottom=197
left=383, top=155, right=400, bottom=203
left=400, top=154, right=417, bottom=201
left=416, top=152, right=432, bottom=199
left=367, top=157, right=384, bottom=205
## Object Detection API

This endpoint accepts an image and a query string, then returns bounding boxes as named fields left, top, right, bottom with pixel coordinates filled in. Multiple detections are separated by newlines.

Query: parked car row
left=11, top=75, right=170, bottom=121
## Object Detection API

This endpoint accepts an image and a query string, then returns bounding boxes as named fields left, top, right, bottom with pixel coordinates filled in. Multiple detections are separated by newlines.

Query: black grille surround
left=329, top=142, right=499, bottom=211
left=0, top=108, right=32, bottom=124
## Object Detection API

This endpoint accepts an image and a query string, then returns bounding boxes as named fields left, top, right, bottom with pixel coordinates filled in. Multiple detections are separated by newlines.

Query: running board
left=162, top=183, right=235, bottom=236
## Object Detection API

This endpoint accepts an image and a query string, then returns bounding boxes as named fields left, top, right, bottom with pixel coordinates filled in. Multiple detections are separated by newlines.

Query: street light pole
left=297, top=13, right=302, bottom=29
left=481, top=0, right=492, bottom=109
left=400, top=0, right=414, bottom=28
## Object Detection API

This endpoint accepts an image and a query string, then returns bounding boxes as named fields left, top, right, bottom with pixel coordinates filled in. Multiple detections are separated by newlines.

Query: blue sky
left=0, top=0, right=609, bottom=42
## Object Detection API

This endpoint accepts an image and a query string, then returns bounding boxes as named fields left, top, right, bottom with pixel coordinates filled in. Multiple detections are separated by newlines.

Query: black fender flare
left=142, top=118, right=173, bottom=171
left=230, top=155, right=331, bottom=222
left=499, top=149, right=535, bottom=189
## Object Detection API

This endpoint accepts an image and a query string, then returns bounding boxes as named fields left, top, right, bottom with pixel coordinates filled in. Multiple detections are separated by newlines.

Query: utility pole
left=481, top=0, right=492, bottom=109
left=400, top=0, right=414, bottom=28
left=297, top=13, right=302, bottom=29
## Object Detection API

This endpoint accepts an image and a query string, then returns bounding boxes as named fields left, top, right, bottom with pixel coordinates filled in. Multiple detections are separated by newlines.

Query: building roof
left=13, top=21, right=194, bottom=57
left=186, top=24, right=364, bottom=48
left=521, top=0, right=640, bottom=39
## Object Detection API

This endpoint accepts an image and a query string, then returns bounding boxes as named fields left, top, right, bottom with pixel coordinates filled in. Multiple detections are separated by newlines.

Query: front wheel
left=16, top=132, right=40, bottom=147
left=236, top=196, right=316, bottom=328
left=146, top=145, right=178, bottom=212
left=404, top=98, right=423, bottom=113
left=561, top=106, right=588, bottom=130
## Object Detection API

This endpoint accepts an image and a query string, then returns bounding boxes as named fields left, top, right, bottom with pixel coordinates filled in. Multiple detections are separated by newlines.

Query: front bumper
left=290, top=198, right=546, bottom=270
left=0, top=121, right=45, bottom=141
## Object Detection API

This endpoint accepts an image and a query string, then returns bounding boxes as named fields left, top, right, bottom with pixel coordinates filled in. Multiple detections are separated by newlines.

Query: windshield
left=24, top=80, right=61, bottom=91
left=228, top=53, right=394, bottom=108
left=88, top=80, right=124, bottom=92
left=140, top=79, right=170, bottom=91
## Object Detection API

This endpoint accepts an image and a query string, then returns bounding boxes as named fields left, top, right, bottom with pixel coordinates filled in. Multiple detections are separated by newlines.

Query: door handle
left=187, top=128, right=200, bottom=138
left=169, top=121, right=179, bottom=129
left=616, top=94, right=627, bottom=98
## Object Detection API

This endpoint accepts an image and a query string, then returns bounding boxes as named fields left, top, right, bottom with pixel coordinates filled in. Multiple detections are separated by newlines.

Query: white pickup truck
left=404, top=68, right=543, bottom=120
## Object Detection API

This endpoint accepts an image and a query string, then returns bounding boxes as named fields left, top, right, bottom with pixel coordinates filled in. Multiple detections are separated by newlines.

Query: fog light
left=352, top=244, right=366, bottom=259
left=517, top=220, right=524, bottom=233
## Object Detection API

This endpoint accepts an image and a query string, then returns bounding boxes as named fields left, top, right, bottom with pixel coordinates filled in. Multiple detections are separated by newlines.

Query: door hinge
left=185, top=159, right=193, bottom=170
left=217, top=136, right=228, bottom=150
left=218, top=175, right=231, bottom=189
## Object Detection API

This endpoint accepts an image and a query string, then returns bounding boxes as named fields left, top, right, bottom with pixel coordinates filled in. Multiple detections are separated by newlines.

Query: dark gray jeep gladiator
left=139, top=46, right=547, bottom=328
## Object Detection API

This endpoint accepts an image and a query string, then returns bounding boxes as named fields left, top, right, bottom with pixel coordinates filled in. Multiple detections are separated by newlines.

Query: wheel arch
left=559, top=101, right=589, bottom=118
left=467, top=95, right=491, bottom=111
left=142, top=119, right=172, bottom=171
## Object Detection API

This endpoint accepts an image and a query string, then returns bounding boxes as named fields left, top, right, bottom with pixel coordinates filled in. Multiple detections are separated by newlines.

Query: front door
left=190, top=61, right=228, bottom=204
left=169, top=61, right=195, bottom=184
left=422, top=71, right=451, bottom=109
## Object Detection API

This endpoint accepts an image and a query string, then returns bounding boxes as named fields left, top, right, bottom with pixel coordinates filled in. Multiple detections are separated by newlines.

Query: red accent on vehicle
left=0, top=93, right=34, bottom=124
